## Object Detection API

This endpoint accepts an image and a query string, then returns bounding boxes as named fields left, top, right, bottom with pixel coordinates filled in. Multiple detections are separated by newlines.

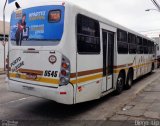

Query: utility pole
left=3, top=0, right=7, bottom=71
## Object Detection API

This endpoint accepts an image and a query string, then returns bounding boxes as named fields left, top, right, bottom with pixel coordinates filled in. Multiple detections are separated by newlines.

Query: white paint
left=0, top=97, right=30, bottom=106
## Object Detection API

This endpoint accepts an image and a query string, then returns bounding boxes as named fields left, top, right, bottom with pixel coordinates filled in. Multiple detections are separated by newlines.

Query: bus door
left=102, top=29, right=115, bottom=92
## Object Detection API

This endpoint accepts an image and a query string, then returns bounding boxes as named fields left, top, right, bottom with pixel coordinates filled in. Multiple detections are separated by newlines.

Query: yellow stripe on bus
left=114, top=62, right=153, bottom=74
left=9, top=73, right=59, bottom=85
left=9, top=60, right=154, bottom=85
left=71, top=73, right=103, bottom=84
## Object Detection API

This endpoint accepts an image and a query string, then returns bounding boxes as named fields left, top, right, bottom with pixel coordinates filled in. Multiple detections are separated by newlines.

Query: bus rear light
left=62, top=62, right=68, bottom=69
left=59, top=55, right=70, bottom=86
left=61, top=70, right=67, bottom=76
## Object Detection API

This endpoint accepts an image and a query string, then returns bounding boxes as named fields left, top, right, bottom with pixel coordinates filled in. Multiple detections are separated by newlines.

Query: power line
left=151, top=0, right=160, bottom=11
left=139, top=29, right=160, bottom=32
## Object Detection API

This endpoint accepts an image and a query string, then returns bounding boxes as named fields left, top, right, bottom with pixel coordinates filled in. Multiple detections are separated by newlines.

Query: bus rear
left=8, top=3, right=74, bottom=104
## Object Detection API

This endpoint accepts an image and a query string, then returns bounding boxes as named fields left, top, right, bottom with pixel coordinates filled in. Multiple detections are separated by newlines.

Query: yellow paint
left=70, top=61, right=154, bottom=84
left=9, top=73, right=59, bottom=85
left=114, top=61, right=153, bottom=74
left=71, top=73, right=103, bottom=84
left=9, top=60, right=155, bottom=85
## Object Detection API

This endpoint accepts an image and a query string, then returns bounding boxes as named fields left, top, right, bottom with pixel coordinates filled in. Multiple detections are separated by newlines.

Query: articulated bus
left=8, top=0, right=156, bottom=104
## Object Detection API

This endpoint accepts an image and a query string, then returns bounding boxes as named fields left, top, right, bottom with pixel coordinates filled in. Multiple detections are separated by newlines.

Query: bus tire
left=115, top=72, right=125, bottom=95
left=125, top=70, right=133, bottom=89
left=150, top=63, right=154, bottom=73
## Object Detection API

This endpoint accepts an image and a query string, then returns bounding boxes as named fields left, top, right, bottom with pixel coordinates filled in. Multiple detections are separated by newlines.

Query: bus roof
left=68, top=1, right=155, bottom=42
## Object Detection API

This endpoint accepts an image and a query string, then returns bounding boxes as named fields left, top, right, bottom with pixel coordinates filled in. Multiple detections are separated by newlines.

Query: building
left=0, top=20, right=9, bottom=70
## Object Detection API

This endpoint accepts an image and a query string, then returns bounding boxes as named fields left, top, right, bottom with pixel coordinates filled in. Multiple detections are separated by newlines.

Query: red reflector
left=60, top=92, right=67, bottom=95
left=78, top=86, right=82, bottom=92
left=78, top=86, right=82, bottom=90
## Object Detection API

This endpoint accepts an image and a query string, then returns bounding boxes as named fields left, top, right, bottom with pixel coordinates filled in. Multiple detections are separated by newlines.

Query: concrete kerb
left=0, top=71, right=6, bottom=75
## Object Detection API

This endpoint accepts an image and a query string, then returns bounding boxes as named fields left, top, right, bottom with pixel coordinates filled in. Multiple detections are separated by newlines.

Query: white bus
left=8, top=0, right=156, bottom=104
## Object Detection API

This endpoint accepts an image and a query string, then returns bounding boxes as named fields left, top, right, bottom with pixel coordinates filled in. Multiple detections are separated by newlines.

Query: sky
left=0, top=0, right=160, bottom=34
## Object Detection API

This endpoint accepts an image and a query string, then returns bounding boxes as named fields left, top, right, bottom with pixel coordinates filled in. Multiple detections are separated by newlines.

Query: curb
left=0, top=71, right=6, bottom=75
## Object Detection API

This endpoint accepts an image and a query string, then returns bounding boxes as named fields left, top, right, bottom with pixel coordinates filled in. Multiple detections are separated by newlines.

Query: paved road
left=110, top=69, right=160, bottom=121
left=0, top=70, right=160, bottom=125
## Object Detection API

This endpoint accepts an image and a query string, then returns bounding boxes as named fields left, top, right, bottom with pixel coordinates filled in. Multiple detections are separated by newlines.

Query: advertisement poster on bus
left=10, top=5, right=64, bottom=46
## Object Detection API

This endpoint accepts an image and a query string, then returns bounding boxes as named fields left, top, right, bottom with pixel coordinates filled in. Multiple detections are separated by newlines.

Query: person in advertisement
left=15, top=14, right=26, bottom=46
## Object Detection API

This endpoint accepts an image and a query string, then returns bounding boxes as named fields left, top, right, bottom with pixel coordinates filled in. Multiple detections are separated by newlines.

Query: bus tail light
left=62, top=62, right=68, bottom=69
left=59, top=55, right=70, bottom=86
left=61, top=70, right=67, bottom=76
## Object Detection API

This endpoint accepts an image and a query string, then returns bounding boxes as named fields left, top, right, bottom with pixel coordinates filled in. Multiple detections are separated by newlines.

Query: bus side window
left=77, top=14, right=100, bottom=54
left=128, top=33, right=136, bottom=54
left=136, top=36, right=143, bottom=54
left=117, top=29, right=128, bottom=54
left=143, top=39, right=148, bottom=54
left=151, top=42, right=154, bottom=54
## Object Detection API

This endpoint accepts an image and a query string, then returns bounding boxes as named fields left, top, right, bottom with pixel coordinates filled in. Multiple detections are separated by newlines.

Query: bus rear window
left=10, top=5, right=64, bottom=46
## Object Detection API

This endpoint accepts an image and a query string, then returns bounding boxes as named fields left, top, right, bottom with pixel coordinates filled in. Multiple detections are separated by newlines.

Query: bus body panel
left=8, top=80, right=74, bottom=104
left=76, top=54, right=102, bottom=103
left=9, top=49, right=62, bottom=88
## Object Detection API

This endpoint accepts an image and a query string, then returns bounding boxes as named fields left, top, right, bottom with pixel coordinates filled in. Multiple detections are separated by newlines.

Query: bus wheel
left=150, top=63, right=154, bottom=73
left=152, top=63, right=154, bottom=71
left=115, top=73, right=124, bottom=95
left=125, top=71, right=133, bottom=89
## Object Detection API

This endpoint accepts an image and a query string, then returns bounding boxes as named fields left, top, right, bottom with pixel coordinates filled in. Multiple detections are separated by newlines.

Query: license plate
left=23, top=86, right=34, bottom=91
left=26, top=74, right=37, bottom=80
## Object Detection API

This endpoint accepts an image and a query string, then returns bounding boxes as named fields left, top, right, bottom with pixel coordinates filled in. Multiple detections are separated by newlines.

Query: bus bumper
left=7, top=80, right=74, bottom=105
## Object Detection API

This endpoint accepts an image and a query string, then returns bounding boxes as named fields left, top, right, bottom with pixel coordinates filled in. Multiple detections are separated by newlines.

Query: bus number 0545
left=44, top=70, right=58, bottom=77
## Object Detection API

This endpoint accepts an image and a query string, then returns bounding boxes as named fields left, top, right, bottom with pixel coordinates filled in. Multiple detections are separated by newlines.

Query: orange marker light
left=62, top=63, right=68, bottom=69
